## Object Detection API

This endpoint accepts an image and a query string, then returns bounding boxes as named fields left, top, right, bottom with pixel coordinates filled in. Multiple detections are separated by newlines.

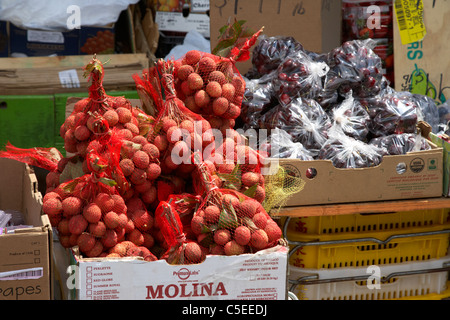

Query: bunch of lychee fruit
left=174, top=50, right=246, bottom=135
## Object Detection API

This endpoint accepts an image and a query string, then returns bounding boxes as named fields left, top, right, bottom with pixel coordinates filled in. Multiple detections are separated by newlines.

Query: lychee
left=224, top=240, right=245, bottom=256
left=206, top=81, right=222, bottom=98
left=221, top=194, right=240, bottom=208
left=184, top=242, right=203, bottom=263
left=104, top=211, right=120, bottom=229
left=191, top=215, right=205, bottom=235
left=132, top=150, right=150, bottom=169
left=198, top=56, right=216, bottom=75
left=237, top=199, right=258, bottom=218
left=142, top=143, right=160, bottom=159
left=162, top=117, right=177, bottom=132
left=89, top=221, right=107, bottom=238
left=184, top=50, right=201, bottom=65
left=119, top=158, right=134, bottom=176
left=187, top=73, right=204, bottom=91
left=146, top=163, right=161, bottom=181
left=57, top=218, right=70, bottom=235
left=250, top=229, right=269, bottom=250
left=86, top=240, right=103, bottom=257
left=222, top=83, right=236, bottom=100
left=177, top=64, right=194, bottom=81
left=141, top=185, right=157, bottom=204
left=254, top=185, right=266, bottom=203
left=74, top=125, right=91, bottom=141
left=153, top=134, right=169, bottom=152
left=194, top=89, right=210, bottom=108
left=101, top=229, right=118, bottom=248
left=130, top=168, right=147, bottom=185
left=143, top=232, right=155, bottom=249
left=103, top=109, right=119, bottom=126
left=217, top=163, right=235, bottom=174
left=214, top=229, right=231, bottom=246
left=212, top=97, right=229, bottom=116
left=111, top=194, right=127, bottom=214
left=204, top=205, right=221, bottom=224
left=185, top=96, right=201, bottom=113
left=124, top=122, right=139, bottom=136
left=208, top=70, right=226, bottom=85
left=68, top=214, right=88, bottom=235
left=264, top=220, right=282, bottom=243
left=241, top=172, right=260, bottom=187
left=82, top=202, right=102, bottom=223
left=234, top=225, right=251, bottom=246
left=95, top=193, right=115, bottom=213
left=180, top=80, right=194, bottom=96
left=127, top=228, right=144, bottom=246
left=77, top=233, right=96, bottom=253
left=130, top=209, right=153, bottom=232
left=43, top=197, right=63, bottom=217
left=252, top=212, right=268, bottom=229
left=116, top=107, right=132, bottom=124
left=224, top=103, right=241, bottom=119
left=62, top=196, right=83, bottom=217
left=210, top=244, right=225, bottom=255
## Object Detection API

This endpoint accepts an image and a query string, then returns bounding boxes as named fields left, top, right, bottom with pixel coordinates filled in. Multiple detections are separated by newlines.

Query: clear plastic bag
left=262, top=128, right=314, bottom=160
left=246, top=35, right=304, bottom=79
left=368, top=91, right=424, bottom=137
left=318, top=127, right=385, bottom=168
left=329, top=92, right=371, bottom=141
left=369, top=133, right=431, bottom=156
left=272, top=49, right=329, bottom=105
left=324, top=39, right=384, bottom=99
left=240, top=72, right=279, bottom=129
left=259, top=97, right=331, bottom=157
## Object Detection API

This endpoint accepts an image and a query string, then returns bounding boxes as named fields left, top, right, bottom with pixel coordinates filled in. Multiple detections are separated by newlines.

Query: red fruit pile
left=174, top=50, right=246, bottom=134
left=39, top=49, right=281, bottom=263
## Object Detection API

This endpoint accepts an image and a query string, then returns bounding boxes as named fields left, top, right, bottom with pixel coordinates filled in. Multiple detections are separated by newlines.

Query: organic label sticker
left=394, top=0, right=427, bottom=45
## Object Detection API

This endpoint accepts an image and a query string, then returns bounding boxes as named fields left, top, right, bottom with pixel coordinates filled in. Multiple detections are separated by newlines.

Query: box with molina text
left=68, top=244, right=288, bottom=300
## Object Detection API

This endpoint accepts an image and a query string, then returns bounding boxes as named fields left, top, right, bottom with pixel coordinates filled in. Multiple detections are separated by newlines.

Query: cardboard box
left=209, top=0, right=342, bottom=74
left=429, top=133, right=450, bottom=197
left=393, top=0, right=450, bottom=104
left=9, top=23, right=80, bottom=57
left=68, top=245, right=288, bottom=300
left=0, top=53, right=149, bottom=95
left=0, top=158, right=53, bottom=300
left=153, top=0, right=210, bottom=37
left=79, top=25, right=115, bottom=55
left=266, top=144, right=444, bottom=207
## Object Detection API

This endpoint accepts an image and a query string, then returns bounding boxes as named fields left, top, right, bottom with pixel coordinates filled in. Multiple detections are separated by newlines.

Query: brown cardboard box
left=0, top=158, right=53, bottom=300
left=209, top=0, right=342, bottom=74
left=393, top=0, right=450, bottom=104
left=266, top=144, right=443, bottom=207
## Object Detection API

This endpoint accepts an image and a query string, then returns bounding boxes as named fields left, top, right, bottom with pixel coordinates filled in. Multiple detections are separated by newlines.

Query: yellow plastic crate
left=288, top=225, right=450, bottom=269
left=282, top=208, right=450, bottom=236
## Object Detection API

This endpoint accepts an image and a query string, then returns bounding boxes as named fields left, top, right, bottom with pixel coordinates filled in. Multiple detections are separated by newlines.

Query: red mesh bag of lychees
left=155, top=197, right=206, bottom=265
left=173, top=28, right=263, bottom=133
left=62, top=56, right=153, bottom=156
left=136, top=59, right=216, bottom=178
left=190, top=154, right=282, bottom=257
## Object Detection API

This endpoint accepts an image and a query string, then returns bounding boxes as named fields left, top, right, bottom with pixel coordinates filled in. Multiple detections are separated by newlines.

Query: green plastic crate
left=0, top=95, right=55, bottom=149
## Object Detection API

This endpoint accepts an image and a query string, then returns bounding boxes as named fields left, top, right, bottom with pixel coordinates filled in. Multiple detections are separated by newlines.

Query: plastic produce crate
left=394, top=281, right=450, bottom=300
left=282, top=208, right=450, bottom=235
left=289, top=255, right=450, bottom=300
left=285, top=216, right=450, bottom=269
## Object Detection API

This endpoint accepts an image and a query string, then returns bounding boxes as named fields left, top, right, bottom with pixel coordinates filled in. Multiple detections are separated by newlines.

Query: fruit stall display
left=1, top=21, right=449, bottom=300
